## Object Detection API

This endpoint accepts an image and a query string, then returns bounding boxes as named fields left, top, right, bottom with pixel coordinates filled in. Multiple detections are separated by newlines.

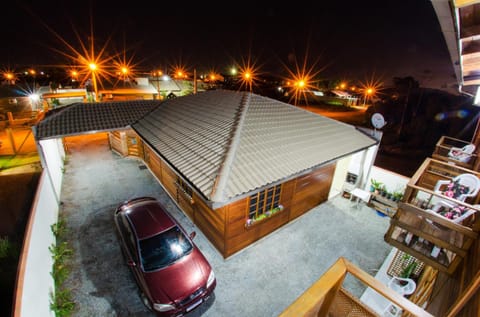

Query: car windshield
left=139, top=226, right=193, bottom=272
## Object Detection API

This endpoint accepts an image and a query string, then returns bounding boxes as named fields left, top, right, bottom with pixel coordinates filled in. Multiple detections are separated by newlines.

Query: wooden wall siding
left=142, top=143, right=227, bottom=254
left=177, top=189, right=195, bottom=220
left=144, top=146, right=163, bottom=181
left=290, top=163, right=336, bottom=220
left=137, top=140, right=337, bottom=258
left=108, top=131, right=128, bottom=156
left=194, top=197, right=226, bottom=255
left=220, top=164, right=335, bottom=258
left=126, top=130, right=143, bottom=157
left=158, top=161, right=178, bottom=199
left=220, top=197, right=289, bottom=257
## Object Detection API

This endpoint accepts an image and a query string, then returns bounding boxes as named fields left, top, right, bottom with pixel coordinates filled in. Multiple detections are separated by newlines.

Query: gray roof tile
left=34, top=100, right=160, bottom=139
left=133, top=90, right=377, bottom=206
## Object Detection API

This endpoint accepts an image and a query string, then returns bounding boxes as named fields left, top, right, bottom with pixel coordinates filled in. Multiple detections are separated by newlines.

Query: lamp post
left=89, top=63, right=98, bottom=102
left=363, top=88, right=374, bottom=107
left=153, top=70, right=162, bottom=99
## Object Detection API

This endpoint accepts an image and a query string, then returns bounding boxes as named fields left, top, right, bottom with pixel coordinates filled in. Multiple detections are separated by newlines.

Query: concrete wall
left=330, top=143, right=381, bottom=198
left=14, top=139, right=65, bottom=317
left=367, top=166, right=410, bottom=194
left=330, top=146, right=410, bottom=199
left=14, top=171, right=59, bottom=317
left=39, top=139, right=65, bottom=199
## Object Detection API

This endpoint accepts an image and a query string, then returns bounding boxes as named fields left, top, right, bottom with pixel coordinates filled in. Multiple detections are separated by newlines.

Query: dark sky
left=2, top=1, right=456, bottom=88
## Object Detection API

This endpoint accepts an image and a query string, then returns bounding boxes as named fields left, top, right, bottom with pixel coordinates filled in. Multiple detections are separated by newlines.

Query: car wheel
left=140, top=292, right=153, bottom=311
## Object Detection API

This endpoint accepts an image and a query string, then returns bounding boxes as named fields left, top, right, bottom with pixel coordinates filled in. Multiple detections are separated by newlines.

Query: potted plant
left=370, top=179, right=383, bottom=193
left=392, top=191, right=404, bottom=202
left=379, top=185, right=388, bottom=197
left=400, top=257, right=418, bottom=280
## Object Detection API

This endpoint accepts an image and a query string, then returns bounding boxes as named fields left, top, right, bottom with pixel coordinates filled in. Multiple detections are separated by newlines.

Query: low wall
left=367, top=166, right=410, bottom=194
left=13, top=171, right=58, bottom=317
left=13, top=138, right=65, bottom=317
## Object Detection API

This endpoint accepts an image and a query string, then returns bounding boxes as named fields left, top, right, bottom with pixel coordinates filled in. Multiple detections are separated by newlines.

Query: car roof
left=125, top=199, right=176, bottom=240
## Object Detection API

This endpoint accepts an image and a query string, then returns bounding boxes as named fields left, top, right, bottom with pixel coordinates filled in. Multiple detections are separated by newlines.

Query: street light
left=89, top=63, right=98, bottom=101
left=363, top=87, right=374, bottom=106
left=152, top=70, right=162, bottom=99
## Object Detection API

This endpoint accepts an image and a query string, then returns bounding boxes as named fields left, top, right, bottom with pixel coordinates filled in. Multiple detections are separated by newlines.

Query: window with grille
left=248, top=185, right=282, bottom=220
left=176, top=177, right=193, bottom=198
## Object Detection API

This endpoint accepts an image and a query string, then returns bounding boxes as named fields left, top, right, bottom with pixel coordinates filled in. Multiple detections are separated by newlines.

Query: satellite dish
left=371, top=113, right=386, bottom=129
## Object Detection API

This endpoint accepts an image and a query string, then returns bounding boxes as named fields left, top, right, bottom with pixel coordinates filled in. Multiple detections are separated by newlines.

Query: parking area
left=59, top=133, right=392, bottom=317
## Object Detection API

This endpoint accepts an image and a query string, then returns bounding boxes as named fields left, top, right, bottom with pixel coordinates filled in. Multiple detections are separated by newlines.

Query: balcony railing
left=279, top=257, right=433, bottom=317
left=432, top=136, right=477, bottom=170
left=384, top=158, right=480, bottom=274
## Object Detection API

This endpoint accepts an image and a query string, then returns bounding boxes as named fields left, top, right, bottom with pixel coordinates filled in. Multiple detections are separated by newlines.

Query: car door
left=118, top=214, right=146, bottom=291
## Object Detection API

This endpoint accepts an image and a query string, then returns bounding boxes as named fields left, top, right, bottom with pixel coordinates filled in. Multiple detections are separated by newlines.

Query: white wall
left=14, top=139, right=65, bottom=317
left=330, top=147, right=410, bottom=199
left=330, top=143, right=382, bottom=199
left=367, top=166, right=410, bottom=194
left=39, top=139, right=65, bottom=200
left=15, top=172, right=59, bottom=317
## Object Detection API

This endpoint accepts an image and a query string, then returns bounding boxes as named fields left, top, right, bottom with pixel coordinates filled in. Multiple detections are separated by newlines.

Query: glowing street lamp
left=89, top=62, right=99, bottom=101
left=363, top=87, right=375, bottom=106
left=4, top=72, right=16, bottom=85
left=152, top=70, right=163, bottom=99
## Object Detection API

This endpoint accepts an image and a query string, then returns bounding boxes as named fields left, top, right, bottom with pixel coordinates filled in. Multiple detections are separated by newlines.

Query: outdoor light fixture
left=29, top=93, right=40, bottom=102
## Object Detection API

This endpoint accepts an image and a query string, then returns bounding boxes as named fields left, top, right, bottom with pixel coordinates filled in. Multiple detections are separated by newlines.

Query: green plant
left=370, top=179, right=383, bottom=191
left=49, top=218, right=75, bottom=317
left=50, top=289, right=75, bottom=317
left=51, top=218, right=68, bottom=238
left=400, top=254, right=418, bottom=279
left=393, top=191, right=404, bottom=201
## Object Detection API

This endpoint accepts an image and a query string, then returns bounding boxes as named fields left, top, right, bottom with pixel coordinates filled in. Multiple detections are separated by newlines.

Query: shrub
left=49, top=218, right=75, bottom=317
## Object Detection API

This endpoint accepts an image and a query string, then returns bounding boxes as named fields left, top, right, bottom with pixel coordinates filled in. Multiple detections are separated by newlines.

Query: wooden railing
left=383, top=158, right=480, bottom=274
left=279, top=257, right=433, bottom=317
left=432, top=136, right=477, bottom=170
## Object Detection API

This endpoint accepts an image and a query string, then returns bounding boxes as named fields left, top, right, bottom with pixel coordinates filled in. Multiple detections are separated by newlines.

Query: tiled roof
left=34, top=100, right=160, bottom=139
left=133, top=90, right=377, bottom=206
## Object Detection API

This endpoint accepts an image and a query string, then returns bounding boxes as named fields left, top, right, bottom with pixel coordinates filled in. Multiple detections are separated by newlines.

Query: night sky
left=2, top=0, right=456, bottom=88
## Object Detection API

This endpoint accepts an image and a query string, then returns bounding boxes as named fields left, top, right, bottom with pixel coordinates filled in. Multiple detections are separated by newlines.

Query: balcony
left=279, top=257, right=433, bottom=317
left=432, top=136, right=478, bottom=170
left=384, top=158, right=480, bottom=274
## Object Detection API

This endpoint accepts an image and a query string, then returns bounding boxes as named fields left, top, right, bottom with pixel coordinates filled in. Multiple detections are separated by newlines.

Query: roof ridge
left=210, top=92, right=250, bottom=201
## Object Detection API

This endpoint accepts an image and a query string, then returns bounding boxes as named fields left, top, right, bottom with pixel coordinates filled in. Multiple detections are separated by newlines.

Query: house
left=0, top=84, right=39, bottom=121
left=33, top=89, right=378, bottom=258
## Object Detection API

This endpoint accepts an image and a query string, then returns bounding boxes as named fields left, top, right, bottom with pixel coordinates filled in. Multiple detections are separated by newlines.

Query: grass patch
left=49, top=217, right=75, bottom=317
left=0, top=154, right=40, bottom=170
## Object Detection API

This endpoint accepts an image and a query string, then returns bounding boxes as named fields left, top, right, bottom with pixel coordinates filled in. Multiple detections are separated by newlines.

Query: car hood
left=144, top=248, right=211, bottom=304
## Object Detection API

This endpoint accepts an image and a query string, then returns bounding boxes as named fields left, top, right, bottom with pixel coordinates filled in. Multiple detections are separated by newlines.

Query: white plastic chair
left=387, top=276, right=416, bottom=296
left=448, top=144, right=476, bottom=163
left=382, top=277, right=417, bottom=316
left=434, top=173, right=480, bottom=202
left=426, top=200, right=478, bottom=224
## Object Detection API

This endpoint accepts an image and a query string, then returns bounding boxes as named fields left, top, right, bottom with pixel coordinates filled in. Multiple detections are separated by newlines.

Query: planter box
left=369, top=193, right=398, bottom=217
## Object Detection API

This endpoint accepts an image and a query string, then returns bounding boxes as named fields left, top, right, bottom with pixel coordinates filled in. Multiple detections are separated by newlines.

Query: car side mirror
left=127, top=260, right=137, bottom=267
left=190, top=231, right=196, bottom=240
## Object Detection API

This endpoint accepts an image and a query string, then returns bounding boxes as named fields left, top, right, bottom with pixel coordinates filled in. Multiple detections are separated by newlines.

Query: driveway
left=59, top=133, right=392, bottom=317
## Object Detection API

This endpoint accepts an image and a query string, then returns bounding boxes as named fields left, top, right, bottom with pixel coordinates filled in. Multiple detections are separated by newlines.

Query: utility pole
left=193, top=69, right=197, bottom=94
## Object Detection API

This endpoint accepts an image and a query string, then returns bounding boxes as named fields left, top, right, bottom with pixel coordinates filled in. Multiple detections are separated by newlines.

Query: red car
left=114, top=197, right=216, bottom=316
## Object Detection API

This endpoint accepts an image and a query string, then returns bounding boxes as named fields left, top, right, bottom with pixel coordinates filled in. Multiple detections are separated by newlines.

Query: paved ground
left=59, top=133, right=393, bottom=317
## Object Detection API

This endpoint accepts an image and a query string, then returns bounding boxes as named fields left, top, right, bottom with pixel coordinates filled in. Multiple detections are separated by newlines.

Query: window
left=248, top=185, right=282, bottom=220
left=177, top=177, right=193, bottom=198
